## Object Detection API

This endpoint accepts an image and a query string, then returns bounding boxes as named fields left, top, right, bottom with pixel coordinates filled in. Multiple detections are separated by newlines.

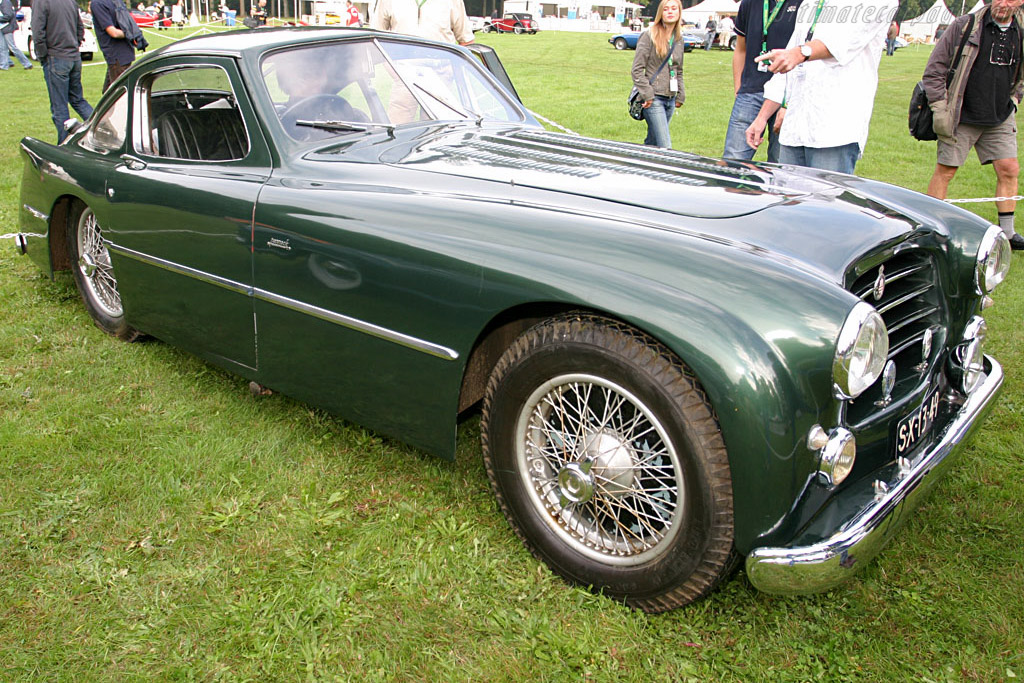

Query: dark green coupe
left=15, top=27, right=1011, bottom=613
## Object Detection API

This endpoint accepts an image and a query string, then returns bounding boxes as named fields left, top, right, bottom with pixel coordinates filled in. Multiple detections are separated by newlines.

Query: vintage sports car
left=15, top=27, right=1009, bottom=613
left=609, top=30, right=702, bottom=51
left=482, top=12, right=538, bottom=34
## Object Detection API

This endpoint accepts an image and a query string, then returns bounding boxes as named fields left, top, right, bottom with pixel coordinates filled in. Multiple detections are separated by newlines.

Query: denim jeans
left=642, top=95, right=677, bottom=149
left=779, top=142, right=861, bottom=175
left=1, top=33, right=32, bottom=69
left=42, top=56, right=93, bottom=143
left=723, top=91, right=782, bottom=163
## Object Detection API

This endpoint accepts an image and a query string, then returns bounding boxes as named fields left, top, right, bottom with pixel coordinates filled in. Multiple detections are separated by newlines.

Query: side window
left=82, top=89, right=129, bottom=153
left=137, top=65, right=250, bottom=162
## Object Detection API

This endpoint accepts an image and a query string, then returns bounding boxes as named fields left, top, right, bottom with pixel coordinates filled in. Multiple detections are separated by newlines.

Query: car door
left=96, top=57, right=273, bottom=373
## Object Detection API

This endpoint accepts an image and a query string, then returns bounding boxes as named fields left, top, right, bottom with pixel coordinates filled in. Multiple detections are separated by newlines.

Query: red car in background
left=131, top=8, right=171, bottom=27
left=482, top=12, right=538, bottom=34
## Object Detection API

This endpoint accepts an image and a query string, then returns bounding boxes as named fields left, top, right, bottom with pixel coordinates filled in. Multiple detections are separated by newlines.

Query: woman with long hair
left=630, top=0, right=685, bottom=148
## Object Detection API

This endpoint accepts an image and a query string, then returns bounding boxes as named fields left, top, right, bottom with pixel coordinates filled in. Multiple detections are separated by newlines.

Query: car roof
left=138, top=26, right=417, bottom=63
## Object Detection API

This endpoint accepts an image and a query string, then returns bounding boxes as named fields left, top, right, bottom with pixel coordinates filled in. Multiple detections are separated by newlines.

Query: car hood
left=336, top=125, right=938, bottom=279
left=375, top=126, right=885, bottom=219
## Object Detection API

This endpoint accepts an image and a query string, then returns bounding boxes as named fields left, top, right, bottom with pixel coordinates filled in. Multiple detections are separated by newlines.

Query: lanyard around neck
left=804, top=0, right=826, bottom=42
left=761, top=0, right=788, bottom=53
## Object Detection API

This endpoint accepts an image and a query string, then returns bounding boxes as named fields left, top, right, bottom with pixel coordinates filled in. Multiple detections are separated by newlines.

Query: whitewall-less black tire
left=482, top=313, right=737, bottom=613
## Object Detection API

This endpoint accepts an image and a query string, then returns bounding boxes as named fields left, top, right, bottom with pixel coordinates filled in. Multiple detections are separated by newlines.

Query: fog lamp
left=951, top=316, right=987, bottom=394
left=812, top=426, right=856, bottom=486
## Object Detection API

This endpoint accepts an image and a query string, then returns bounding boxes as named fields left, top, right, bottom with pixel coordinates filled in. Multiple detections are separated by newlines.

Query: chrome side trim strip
left=107, top=242, right=459, bottom=361
left=252, top=287, right=459, bottom=361
left=745, top=356, right=1003, bottom=595
left=23, top=204, right=49, bottom=222
left=108, top=242, right=252, bottom=296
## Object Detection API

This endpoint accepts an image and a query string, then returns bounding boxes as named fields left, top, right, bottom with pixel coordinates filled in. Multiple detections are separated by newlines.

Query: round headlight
left=833, top=302, right=889, bottom=399
left=976, top=226, right=1011, bottom=294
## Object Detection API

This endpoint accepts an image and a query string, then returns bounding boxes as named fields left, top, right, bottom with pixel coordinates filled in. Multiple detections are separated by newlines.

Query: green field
left=1, top=28, right=1022, bottom=681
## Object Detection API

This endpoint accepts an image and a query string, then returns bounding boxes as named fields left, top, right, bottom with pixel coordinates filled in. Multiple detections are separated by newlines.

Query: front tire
left=614, top=37, right=628, bottom=50
left=67, top=204, right=140, bottom=341
left=482, top=313, right=736, bottom=613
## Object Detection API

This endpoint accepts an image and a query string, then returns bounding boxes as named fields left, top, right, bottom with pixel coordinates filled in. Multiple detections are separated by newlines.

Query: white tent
left=903, top=0, right=955, bottom=42
left=680, top=0, right=740, bottom=24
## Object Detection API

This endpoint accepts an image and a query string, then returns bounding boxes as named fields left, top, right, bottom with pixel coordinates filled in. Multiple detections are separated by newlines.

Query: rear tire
left=514, top=24, right=524, bottom=34
left=482, top=313, right=737, bottom=613
left=67, top=203, right=140, bottom=341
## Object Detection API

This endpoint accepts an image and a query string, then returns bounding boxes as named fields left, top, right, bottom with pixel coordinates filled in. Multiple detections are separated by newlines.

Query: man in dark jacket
left=31, top=0, right=93, bottom=142
left=92, top=0, right=136, bottom=90
left=924, top=0, right=1024, bottom=249
left=1, top=0, right=33, bottom=69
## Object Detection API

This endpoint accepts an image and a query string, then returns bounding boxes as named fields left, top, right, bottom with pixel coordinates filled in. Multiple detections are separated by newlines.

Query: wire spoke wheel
left=517, top=374, right=683, bottom=565
left=483, top=313, right=736, bottom=612
left=68, top=202, right=139, bottom=341
left=75, top=208, right=123, bottom=318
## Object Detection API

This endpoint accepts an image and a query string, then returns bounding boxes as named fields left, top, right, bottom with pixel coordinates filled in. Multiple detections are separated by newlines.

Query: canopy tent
left=902, top=0, right=955, bottom=42
left=680, top=0, right=740, bottom=24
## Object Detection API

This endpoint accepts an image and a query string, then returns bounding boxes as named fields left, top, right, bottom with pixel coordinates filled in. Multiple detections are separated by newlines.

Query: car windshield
left=261, top=38, right=523, bottom=142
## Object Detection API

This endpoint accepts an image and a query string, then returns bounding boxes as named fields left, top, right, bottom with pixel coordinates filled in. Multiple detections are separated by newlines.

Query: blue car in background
left=609, top=31, right=702, bottom=51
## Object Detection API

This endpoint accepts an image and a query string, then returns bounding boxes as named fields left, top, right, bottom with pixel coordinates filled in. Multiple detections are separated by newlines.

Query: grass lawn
left=1, top=28, right=1022, bottom=681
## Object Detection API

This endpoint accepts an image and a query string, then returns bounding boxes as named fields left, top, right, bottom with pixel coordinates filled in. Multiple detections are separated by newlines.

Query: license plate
left=895, top=387, right=941, bottom=456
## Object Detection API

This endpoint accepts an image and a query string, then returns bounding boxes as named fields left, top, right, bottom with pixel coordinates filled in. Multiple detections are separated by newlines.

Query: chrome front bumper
left=746, top=356, right=1003, bottom=595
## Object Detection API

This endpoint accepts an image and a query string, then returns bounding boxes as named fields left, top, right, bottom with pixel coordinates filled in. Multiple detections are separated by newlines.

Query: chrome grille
left=846, top=247, right=944, bottom=422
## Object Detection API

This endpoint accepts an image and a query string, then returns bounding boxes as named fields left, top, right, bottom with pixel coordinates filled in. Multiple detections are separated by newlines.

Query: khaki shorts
left=938, top=112, right=1018, bottom=167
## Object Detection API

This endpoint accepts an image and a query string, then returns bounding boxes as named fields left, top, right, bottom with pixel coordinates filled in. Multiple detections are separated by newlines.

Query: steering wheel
left=280, top=94, right=368, bottom=141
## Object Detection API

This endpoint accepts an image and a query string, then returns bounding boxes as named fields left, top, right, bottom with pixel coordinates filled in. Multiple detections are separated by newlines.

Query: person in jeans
left=31, top=0, right=93, bottom=143
left=722, top=0, right=802, bottom=162
left=924, top=0, right=1024, bottom=250
left=631, top=0, right=685, bottom=149
left=1, top=0, right=33, bottom=70
left=744, top=0, right=896, bottom=174
left=92, top=0, right=137, bottom=91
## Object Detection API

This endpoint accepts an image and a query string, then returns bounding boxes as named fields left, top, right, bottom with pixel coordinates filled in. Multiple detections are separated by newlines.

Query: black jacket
left=31, top=0, right=84, bottom=61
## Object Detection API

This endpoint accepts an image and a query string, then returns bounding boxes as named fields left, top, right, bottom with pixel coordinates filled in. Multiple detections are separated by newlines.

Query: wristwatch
left=799, top=43, right=813, bottom=61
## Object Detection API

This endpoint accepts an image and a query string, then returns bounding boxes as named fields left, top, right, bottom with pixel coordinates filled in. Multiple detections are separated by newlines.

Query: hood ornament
left=872, top=265, right=886, bottom=301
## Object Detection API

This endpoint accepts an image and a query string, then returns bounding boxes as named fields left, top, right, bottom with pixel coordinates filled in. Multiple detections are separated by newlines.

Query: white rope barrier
left=527, top=110, right=579, bottom=137
left=945, top=195, right=1024, bottom=204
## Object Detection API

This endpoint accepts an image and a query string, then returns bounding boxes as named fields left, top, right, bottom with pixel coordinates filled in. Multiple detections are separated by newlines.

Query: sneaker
left=24, top=64, right=33, bottom=70
left=1010, top=234, right=1024, bottom=251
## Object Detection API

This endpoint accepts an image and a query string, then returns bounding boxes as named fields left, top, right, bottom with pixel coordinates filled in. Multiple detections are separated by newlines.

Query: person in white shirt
left=743, top=0, right=897, bottom=173
left=718, top=15, right=734, bottom=47
left=372, top=0, right=473, bottom=46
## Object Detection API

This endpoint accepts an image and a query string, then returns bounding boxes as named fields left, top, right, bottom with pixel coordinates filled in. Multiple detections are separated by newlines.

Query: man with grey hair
left=924, top=0, right=1024, bottom=250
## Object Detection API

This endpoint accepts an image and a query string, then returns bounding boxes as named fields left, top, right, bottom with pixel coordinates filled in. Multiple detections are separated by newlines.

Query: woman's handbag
left=628, top=88, right=645, bottom=120
left=628, top=47, right=674, bottom=121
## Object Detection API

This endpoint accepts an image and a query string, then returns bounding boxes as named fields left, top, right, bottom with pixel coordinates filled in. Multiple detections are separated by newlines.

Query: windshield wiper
left=295, top=120, right=396, bottom=136
left=412, top=83, right=483, bottom=124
